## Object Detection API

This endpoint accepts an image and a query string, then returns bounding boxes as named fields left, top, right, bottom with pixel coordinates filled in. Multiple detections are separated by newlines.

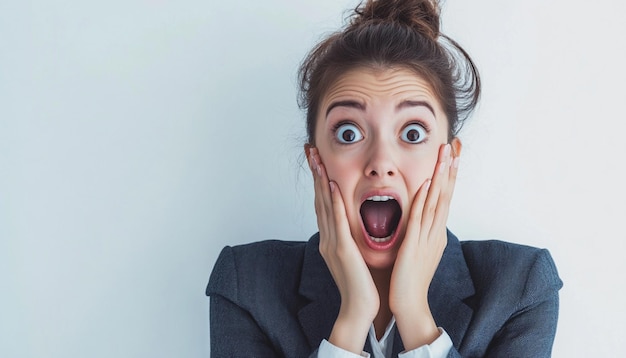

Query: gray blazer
left=206, top=231, right=562, bottom=357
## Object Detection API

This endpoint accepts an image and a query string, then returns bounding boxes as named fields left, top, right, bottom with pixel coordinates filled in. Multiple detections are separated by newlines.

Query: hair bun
left=352, top=0, right=440, bottom=41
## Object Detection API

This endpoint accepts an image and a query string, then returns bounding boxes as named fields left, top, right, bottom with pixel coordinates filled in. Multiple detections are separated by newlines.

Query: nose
left=364, top=140, right=397, bottom=178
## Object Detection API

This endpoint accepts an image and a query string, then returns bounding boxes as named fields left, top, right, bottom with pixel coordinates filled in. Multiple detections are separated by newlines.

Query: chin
left=360, top=247, right=398, bottom=271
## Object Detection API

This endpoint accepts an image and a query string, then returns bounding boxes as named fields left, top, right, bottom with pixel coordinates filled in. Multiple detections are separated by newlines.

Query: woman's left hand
left=389, top=143, right=459, bottom=350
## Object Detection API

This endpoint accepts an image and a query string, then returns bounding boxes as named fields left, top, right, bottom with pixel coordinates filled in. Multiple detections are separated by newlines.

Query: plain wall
left=1, top=0, right=625, bottom=357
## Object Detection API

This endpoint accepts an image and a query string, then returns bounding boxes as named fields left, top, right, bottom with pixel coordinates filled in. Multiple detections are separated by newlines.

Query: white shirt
left=317, top=318, right=452, bottom=358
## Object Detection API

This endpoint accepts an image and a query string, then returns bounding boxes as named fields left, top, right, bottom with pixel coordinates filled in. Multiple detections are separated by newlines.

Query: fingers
left=404, top=178, right=430, bottom=241
left=439, top=144, right=460, bottom=228
left=405, top=143, right=459, bottom=245
left=308, top=148, right=330, bottom=248
left=431, top=147, right=459, bottom=233
left=420, top=144, right=450, bottom=233
left=309, top=148, right=333, bottom=220
left=422, top=144, right=458, bottom=233
left=329, top=181, right=353, bottom=241
left=307, top=147, right=353, bottom=256
left=390, top=144, right=459, bottom=326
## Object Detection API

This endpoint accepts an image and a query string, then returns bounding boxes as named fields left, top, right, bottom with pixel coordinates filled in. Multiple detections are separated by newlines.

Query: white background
left=1, top=0, right=625, bottom=357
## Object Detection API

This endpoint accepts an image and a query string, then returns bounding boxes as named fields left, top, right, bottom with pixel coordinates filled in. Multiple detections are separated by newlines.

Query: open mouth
left=359, top=195, right=402, bottom=246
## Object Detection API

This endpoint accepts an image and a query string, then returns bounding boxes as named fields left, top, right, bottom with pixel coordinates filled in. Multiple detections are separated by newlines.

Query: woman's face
left=310, top=67, right=460, bottom=270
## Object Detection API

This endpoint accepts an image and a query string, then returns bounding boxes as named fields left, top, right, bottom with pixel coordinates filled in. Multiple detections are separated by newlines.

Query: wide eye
left=401, top=123, right=427, bottom=143
left=335, top=123, right=364, bottom=144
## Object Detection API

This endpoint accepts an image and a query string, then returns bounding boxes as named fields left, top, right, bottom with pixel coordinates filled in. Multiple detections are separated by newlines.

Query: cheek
left=323, top=157, right=360, bottom=189
left=315, top=138, right=361, bottom=187
left=318, top=151, right=362, bottom=211
left=402, top=150, right=440, bottom=192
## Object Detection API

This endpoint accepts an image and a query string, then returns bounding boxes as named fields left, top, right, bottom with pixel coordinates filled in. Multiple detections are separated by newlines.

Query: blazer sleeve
left=447, top=248, right=562, bottom=358
left=207, top=246, right=279, bottom=357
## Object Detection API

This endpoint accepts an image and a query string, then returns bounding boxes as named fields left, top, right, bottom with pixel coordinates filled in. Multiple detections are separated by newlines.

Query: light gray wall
left=1, top=0, right=625, bottom=357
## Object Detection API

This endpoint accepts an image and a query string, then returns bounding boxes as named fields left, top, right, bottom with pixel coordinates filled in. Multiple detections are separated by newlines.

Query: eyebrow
left=325, top=100, right=365, bottom=117
left=397, top=100, right=436, bottom=116
left=325, top=99, right=436, bottom=117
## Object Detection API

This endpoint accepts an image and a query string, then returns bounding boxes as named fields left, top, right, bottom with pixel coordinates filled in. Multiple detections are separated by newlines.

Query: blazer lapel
left=392, top=230, right=476, bottom=355
left=297, top=233, right=341, bottom=350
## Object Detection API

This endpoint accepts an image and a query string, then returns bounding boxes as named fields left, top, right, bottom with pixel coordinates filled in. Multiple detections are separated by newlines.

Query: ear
left=304, top=143, right=313, bottom=162
left=450, top=137, right=462, bottom=157
left=304, top=143, right=316, bottom=173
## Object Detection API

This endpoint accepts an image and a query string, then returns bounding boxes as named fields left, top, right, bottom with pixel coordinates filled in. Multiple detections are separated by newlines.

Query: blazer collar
left=297, top=233, right=340, bottom=349
left=297, top=230, right=475, bottom=353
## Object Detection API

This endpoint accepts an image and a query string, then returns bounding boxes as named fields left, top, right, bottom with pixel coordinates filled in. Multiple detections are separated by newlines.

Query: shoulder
left=205, top=239, right=308, bottom=302
left=461, top=240, right=562, bottom=307
left=212, top=239, right=307, bottom=269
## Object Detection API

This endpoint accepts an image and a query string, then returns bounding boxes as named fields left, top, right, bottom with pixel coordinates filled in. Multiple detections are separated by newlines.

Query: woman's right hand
left=308, top=147, right=379, bottom=354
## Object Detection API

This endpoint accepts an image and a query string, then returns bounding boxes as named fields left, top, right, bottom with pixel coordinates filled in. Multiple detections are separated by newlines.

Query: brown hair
left=298, top=0, right=481, bottom=144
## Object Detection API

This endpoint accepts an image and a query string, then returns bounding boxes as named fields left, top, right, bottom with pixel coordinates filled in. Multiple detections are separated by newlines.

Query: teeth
left=369, top=235, right=392, bottom=243
left=366, top=195, right=394, bottom=202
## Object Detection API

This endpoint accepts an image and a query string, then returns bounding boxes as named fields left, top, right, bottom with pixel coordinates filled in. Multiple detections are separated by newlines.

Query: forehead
left=319, top=67, right=442, bottom=113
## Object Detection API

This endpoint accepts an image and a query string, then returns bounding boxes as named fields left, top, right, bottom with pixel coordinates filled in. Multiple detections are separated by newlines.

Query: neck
left=370, top=267, right=393, bottom=340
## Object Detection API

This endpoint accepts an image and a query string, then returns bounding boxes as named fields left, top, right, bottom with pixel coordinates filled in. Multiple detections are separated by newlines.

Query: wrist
left=389, top=290, right=428, bottom=317
left=329, top=312, right=371, bottom=354
left=393, top=304, right=439, bottom=351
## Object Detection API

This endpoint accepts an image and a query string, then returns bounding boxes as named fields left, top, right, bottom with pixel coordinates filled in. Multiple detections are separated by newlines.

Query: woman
left=207, top=0, right=562, bottom=357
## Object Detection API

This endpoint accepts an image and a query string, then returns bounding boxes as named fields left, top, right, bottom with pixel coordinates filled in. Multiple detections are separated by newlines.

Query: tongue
left=360, top=200, right=401, bottom=238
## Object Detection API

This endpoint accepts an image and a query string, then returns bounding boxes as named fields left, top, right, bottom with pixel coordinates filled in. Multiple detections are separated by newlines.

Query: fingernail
left=329, top=181, right=336, bottom=193
left=311, top=154, right=319, bottom=168
left=424, top=179, right=431, bottom=191
left=443, top=144, right=451, bottom=157
left=316, top=163, right=322, bottom=177
left=439, top=161, right=446, bottom=173
left=453, top=157, right=460, bottom=168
